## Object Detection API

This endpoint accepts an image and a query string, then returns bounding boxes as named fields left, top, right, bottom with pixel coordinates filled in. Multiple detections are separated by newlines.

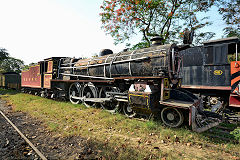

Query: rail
left=0, top=110, right=47, bottom=160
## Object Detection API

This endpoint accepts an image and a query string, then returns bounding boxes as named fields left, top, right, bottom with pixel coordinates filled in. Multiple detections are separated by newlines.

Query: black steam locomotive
left=21, top=37, right=221, bottom=132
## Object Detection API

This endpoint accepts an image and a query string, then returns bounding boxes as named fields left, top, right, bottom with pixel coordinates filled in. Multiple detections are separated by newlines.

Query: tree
left=216, top=0, right=240, bottom=38
left=0, top=57, right=24, bottom=73
left=0, top=48, right=9, bottom=61
left=21, top=63, right=36, bottom=71
left=0, top=48, right=24, bottom=73
left=100, top=0, right=215, bottom=48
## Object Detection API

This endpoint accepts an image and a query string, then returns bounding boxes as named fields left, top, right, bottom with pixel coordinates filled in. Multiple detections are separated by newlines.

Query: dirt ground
left=0, top=102, right=39, bottom=159
left=0, top=99, right=100, bottom=160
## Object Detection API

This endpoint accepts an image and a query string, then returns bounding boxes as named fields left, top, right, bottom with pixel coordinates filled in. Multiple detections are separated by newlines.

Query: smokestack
left=150, top=36, right=164, bottom=46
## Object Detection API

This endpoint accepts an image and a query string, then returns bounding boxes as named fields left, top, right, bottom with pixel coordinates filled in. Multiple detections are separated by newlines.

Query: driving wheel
left=99, top=86, right=120, bottom=113
left=82, top=82, right=98, bottom=108
left=69, top=82, right=82, bottom=104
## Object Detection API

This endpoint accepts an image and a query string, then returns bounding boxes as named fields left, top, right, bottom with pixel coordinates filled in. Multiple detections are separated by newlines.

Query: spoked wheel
left=82, top=82, right=98, bottom=108
left=99, top=86, right=120, bottom=113
left=123, top=104, right=136, bottom=118
left=160, top=107, right=184, bottom=127
left=69, top=82, right=82, bottom=104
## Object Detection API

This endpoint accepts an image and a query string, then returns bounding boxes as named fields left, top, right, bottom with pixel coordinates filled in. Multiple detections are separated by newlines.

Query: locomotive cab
left=180, top=37, right=240, bottom=111
left=204, top=37, right=240, bottom=109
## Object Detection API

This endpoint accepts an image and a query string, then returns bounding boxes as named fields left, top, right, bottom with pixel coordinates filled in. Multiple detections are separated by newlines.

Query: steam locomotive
left=21, top=37, right=221, bottom=132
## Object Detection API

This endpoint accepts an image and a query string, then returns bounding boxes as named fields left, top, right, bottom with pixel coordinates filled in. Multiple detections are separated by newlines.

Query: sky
left=0, top=0, right=226, bottom=65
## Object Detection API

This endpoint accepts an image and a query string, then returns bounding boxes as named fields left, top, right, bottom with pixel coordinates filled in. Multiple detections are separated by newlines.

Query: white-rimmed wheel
left=69, top=82, right=82, bottom=104
left=99, top=86, right=120, bottom=113
left=161, top=107, right=184, bottom=127
left=123, top=104, right=136, bottom=118
left=82, top=82, right=98, bottom=108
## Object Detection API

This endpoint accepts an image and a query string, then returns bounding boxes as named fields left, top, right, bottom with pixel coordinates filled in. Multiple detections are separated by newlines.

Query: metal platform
left=160, top=99, right=194, bottom=108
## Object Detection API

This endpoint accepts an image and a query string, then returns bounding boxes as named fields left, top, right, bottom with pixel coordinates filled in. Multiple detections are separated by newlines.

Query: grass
left=0, top=89, right=240, bottom=159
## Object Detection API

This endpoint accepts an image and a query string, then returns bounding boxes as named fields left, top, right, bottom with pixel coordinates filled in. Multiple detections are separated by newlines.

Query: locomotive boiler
left=62, top=43, right=179, bottom=81
left=21, top=38, right=221, bottom=132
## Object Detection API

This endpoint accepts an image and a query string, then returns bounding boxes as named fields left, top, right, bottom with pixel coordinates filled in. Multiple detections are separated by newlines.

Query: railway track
left=0, top=109, right=47, bottom=160
left=204, top=110, right=240, bottom=144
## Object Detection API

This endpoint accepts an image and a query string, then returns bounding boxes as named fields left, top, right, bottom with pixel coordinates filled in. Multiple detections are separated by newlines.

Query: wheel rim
left=123, top=104, right=136, bottom=118
left=69, top=82, right=82, bottom=104
left=161, top=107, right=184, bottom=127
left=82, top=83, right=98, bottom=108
left=99, top=86, right=120, bottom=113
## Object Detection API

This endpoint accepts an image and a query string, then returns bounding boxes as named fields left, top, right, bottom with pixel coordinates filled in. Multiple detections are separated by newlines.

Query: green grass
left=0, top=89, right=240, bottom=159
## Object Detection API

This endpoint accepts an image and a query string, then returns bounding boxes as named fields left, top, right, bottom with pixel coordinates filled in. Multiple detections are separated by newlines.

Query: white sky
left=0, top=0, right=129, bottom=64
left=0, top=0, right=226, bottom=65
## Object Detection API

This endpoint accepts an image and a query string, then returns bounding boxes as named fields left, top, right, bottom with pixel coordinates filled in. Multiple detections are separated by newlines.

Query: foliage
left=216, top=0, right=240, bottom=38
left=0, top=57, right=24, bottom=73
left=0, top=47, right=24, bottom=73
left=0, top=48, right=9, bottom=61
left=225, top=28, right=240, bottom=38
left=21, top=63, right=37, bottom=71
left=193, top=31, right=215, bottom=45
left=230, top=127, right=240, bottom=142
left=100, top=0, right=215, bottom=47
left=130, top=41, right=149, bottom=50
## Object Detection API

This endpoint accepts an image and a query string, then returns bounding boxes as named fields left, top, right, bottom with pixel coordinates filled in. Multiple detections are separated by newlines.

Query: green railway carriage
left=0, top=72, right=21, bottom=90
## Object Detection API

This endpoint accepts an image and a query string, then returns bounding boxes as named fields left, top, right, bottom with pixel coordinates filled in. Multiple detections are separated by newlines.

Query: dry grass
left=0, top=89, right=240, bottom=159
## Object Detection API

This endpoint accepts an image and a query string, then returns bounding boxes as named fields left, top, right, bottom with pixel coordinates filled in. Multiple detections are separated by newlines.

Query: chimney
left=150, top=36, right=164, bottom=46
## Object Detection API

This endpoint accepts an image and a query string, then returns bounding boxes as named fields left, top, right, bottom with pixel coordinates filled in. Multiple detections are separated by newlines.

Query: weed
left=230, top=127, right=240, bottom=142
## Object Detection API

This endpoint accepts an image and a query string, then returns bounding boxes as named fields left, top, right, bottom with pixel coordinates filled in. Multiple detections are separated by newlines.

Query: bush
left=230, top=127, right=240, bottom=142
